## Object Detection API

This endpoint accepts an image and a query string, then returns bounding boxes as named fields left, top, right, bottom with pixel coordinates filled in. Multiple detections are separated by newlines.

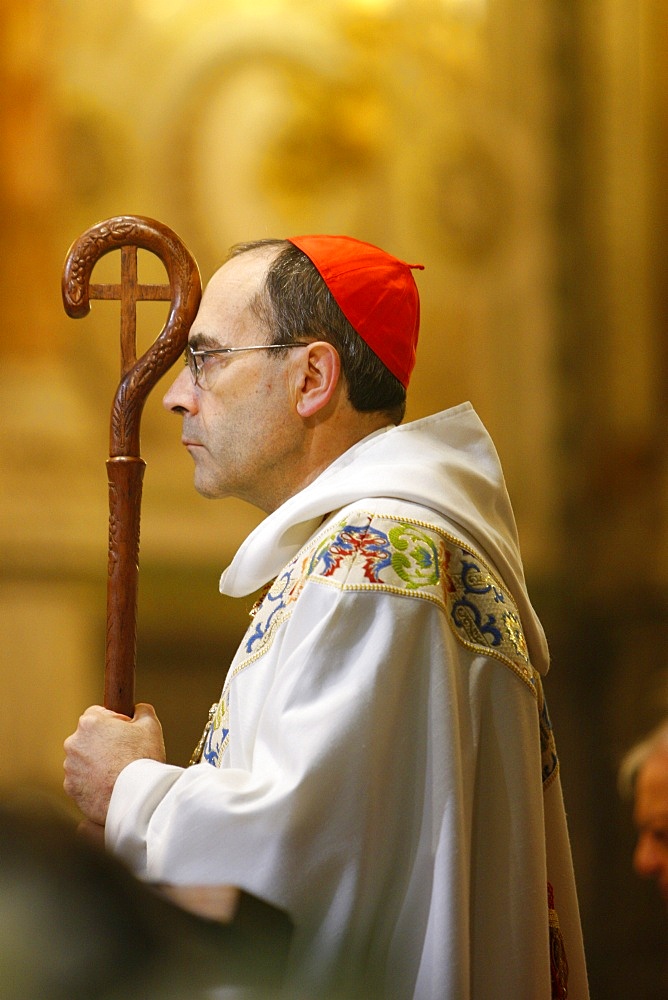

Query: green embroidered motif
left=389, top=523, right=441, bottom=589
left=305, top=511, right=535, bottom=689
left=197, top=508, right=558, bottom=786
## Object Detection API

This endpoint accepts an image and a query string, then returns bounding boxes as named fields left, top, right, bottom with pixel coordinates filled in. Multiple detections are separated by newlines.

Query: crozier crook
left=62, top=216, right=202, bottom=717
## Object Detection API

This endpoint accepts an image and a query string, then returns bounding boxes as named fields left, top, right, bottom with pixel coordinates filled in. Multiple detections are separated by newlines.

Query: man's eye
left=204, top=352, right=229, bottom=367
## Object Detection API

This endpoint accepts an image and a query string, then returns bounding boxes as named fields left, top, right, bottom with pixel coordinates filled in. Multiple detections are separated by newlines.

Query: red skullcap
left=287, top=234, right=424, bottom=388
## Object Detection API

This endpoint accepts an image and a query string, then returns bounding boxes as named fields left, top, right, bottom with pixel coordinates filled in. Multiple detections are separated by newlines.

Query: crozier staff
left=65, top=235, right=589, bottom=999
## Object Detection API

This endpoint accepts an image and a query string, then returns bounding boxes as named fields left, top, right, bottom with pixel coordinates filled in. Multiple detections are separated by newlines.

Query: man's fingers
left=62, top=700, right=166, bottom=821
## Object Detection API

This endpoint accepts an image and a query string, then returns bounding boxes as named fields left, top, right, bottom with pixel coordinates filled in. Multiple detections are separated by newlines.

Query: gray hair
left=618, top=719, right=668, bottom=799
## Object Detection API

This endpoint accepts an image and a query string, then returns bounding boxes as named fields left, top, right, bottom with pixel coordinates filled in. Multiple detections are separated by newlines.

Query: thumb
left=129, top=702, right=166, bottom=762
left=131, top=703, right=163, bottom=737
left=132, top=702, right=159, bottom=723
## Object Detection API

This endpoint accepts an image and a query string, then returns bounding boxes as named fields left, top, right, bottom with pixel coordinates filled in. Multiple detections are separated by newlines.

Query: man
left=619, top=719, right=668, bottom=903
left=64, top=235, right=588, bottom=998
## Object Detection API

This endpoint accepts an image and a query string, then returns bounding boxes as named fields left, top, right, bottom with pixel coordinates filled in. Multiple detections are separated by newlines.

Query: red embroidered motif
left=314, top=524, right=391, bottom=583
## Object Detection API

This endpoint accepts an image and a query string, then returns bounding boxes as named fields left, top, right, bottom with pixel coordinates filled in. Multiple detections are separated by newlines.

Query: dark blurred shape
left=0, top=796, right=291, bottom=999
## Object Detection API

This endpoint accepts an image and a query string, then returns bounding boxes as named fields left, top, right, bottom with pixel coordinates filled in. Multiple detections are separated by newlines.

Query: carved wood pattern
left=62, top=216, right=202, bottom=456
left=62, top=217, right=202, bottom=716
left=106, top=457, right=145, bottom=715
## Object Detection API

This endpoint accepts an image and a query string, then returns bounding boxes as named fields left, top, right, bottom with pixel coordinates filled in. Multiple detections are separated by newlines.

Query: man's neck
left=259, top=411, right=395, bottom=514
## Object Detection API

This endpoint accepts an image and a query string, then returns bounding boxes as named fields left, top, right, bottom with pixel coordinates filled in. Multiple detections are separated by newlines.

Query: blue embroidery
left=195, top=510, right=559, bottom=787
left=539, top=690, right=558, bottom=785
left=200, top=695, right=230, bottom=767
left=245, top=569, right=295, bottom=653
left=203, top=728, right=228, bottom=767
left=451, top=557, right=504, bottom=647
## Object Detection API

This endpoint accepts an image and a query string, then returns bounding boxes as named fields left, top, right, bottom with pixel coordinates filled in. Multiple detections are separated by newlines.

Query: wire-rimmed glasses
left=184, top=342, right=310, bottom=389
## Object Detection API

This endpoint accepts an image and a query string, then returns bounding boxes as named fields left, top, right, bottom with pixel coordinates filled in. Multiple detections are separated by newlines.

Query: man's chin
left=193, top=474, right=230, bottom=501
left=194, top=482, right=225, bottom=500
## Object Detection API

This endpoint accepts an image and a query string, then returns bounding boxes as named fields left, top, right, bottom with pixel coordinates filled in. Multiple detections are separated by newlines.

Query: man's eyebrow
left=188, top=331, right=222, bottom=350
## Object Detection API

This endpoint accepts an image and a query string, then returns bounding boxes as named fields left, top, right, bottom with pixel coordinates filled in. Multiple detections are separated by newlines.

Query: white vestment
left=106, top=403, right=589, bottom=999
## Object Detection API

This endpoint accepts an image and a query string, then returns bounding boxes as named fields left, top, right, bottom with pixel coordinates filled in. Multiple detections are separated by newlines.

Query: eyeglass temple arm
left=62, top=216, right=202, bottom=717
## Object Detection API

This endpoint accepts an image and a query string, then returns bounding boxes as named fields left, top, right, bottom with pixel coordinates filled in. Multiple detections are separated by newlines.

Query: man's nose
left=633, top=832, right=662, bottom=879
left=163, top=364, right=197, bottom=414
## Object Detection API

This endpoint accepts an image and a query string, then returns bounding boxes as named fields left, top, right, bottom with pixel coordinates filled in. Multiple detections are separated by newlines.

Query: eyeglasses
left=184, top=342, right=310, bottom=389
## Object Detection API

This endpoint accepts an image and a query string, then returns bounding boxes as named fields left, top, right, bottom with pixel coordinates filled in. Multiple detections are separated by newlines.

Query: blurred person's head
left=619, top=720, right=668, bottom=903
left=0, top=796, right=217, bottom=999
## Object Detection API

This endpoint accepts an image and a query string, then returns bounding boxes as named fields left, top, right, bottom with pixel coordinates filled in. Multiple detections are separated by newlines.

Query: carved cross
left=89, top=243, right=173, bottom=378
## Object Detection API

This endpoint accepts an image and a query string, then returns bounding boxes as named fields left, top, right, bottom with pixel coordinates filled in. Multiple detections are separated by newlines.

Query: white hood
left=220, top=402, right=549, bottom=674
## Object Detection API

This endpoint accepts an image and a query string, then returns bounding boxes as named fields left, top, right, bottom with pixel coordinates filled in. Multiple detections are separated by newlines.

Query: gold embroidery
left=188, top=702, right=218, bottom=766
left=196, top=510, right=558, bottom=787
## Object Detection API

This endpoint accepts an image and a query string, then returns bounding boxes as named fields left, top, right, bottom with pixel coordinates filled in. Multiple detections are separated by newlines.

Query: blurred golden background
left=1, top=0, right=666, bottom=995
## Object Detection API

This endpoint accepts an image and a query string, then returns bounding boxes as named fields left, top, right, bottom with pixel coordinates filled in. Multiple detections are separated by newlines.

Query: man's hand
left=63, top=702, right=166, bottom=826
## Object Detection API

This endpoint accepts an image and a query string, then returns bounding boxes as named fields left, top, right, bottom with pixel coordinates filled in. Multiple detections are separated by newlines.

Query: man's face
left=162, top=248, right=305, bottom=512
left=633, top=748, right=668, bottom=903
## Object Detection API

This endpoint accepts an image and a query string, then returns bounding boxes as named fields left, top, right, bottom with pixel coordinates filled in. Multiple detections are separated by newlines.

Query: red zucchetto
left=287, top=234, right=424, bottom=388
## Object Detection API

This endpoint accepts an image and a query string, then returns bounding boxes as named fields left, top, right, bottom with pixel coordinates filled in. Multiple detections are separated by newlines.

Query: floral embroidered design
left=245, top=553, right=311, bottom=654
left=448, top=555, right=532, bottom=681
left=389, top=524, right=442, bottom=588
left=309, top=523, right=392, bottom=582
left=196, top=509, right=558, bottom=784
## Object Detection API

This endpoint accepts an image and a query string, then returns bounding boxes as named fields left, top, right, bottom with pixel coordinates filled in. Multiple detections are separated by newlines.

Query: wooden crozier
left=62, top=222, right=293, bottom=974
left=62, top=216, right=202, bottom=717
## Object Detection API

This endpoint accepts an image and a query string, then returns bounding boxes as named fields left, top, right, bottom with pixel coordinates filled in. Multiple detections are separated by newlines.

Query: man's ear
left=294, top=342, right=341, bottom=418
